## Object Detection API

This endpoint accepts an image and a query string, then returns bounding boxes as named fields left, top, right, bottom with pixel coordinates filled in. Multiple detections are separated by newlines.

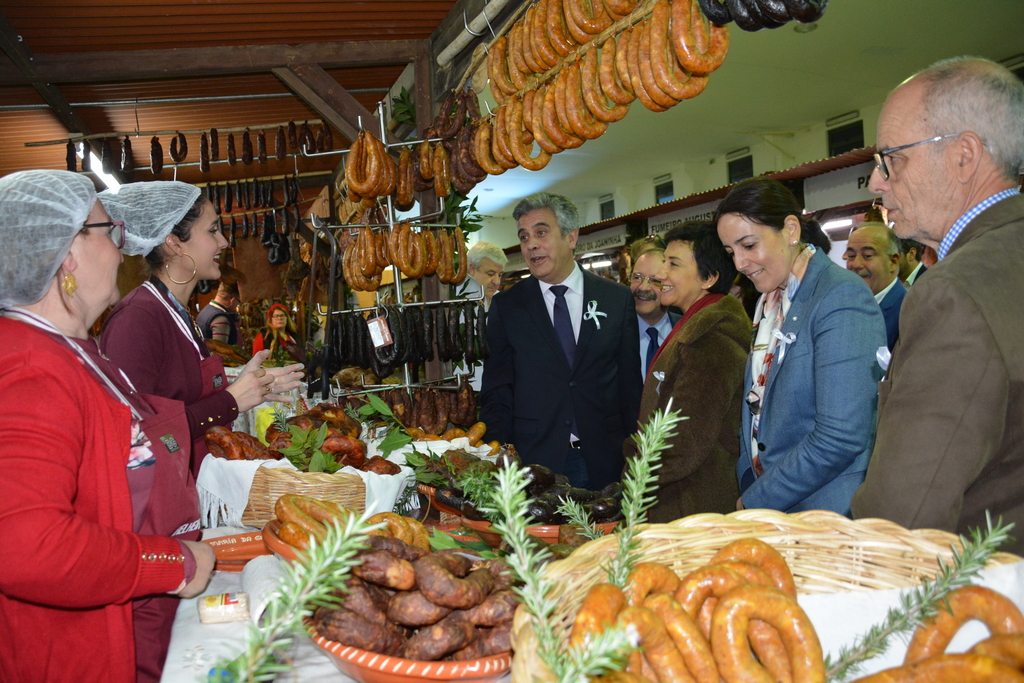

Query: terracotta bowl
left=308, top=624, right=512, bottom=683
left=461, top=516, right=619, bottom=547
left=417, top=484, right=463, bottom=516
left=262, top=519, right=300, bottom=562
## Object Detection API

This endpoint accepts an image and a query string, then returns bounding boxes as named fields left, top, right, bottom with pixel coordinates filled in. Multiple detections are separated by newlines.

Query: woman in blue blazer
left=715, top=178, right=886, bottom=516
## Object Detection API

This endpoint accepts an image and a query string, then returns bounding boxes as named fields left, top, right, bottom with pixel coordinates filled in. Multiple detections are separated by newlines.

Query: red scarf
left=647, top=293, right=725, bottom=378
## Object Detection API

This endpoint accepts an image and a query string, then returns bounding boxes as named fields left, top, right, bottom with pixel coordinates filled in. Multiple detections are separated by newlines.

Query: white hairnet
left=99, top=181, right=202, bottom=256
left=0, top=170, right=97, bottom=309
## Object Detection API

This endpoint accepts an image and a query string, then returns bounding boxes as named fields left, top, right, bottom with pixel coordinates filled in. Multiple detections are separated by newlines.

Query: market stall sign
left=648, top=200, right=722, bottom=236
left=803, top=161, right=877, bottom=212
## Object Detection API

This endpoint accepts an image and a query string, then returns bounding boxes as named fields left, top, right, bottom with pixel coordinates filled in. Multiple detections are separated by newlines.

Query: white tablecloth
left=161, top=568, right=353, bottom=683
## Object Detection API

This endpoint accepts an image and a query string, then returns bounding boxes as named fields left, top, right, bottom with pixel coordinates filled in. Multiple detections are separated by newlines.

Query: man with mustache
left=629, top=248, right=680, bottom=380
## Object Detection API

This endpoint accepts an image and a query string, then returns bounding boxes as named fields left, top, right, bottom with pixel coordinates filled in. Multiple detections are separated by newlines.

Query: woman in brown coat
left=625, top=221, right=751, bottom=523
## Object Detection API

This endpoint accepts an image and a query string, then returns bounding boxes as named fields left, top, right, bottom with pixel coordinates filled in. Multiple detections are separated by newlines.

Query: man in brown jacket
left=851, top=57, right=1024, bottom=554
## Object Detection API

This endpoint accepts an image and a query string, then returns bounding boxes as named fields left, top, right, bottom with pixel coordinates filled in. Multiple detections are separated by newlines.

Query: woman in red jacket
left=251, top=302, right=307, bottom=364
left=0, top=170, right=215, bottom=683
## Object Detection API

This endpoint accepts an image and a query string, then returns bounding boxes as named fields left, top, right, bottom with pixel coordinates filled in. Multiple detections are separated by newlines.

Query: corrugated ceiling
left=0, top=1, right=456, bottom=187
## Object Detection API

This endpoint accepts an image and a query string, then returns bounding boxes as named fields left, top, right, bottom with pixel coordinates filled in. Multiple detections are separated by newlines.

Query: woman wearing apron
left=0, top=170, right=215, bottom=683
left=98, top=182, right=303, bottom=477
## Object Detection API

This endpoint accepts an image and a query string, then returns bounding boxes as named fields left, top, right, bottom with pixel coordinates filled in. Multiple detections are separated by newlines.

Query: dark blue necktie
left=645, top=326, right=659, bottom=376
left=550, top=285, right=575, bottom=367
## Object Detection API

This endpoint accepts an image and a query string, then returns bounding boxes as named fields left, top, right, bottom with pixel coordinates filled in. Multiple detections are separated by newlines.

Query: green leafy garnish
left=428, top=528, right=497, bottom=558
left=824, top=513, right=1014, bottom=681
left=209, top=512, right=380, bottom=682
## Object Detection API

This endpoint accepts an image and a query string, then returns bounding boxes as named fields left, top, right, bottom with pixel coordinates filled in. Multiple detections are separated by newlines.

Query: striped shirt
left=938, top=188, right=1020, bottom=260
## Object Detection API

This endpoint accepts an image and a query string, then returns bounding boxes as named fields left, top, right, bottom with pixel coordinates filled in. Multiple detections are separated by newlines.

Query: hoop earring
left=166, top=253, right=197, bottom=285
left=61, top=273, right=78, bottom=297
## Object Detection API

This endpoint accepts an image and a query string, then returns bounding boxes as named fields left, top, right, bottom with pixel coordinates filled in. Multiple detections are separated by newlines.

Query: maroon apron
left=133, top=393, right=201, bottom=683
left=190, top=353, right=228, bottom=477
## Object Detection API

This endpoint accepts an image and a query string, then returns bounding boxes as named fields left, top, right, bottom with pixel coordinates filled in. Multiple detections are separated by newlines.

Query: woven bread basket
left=509, top=509, right=1022, bottom=683
left=240, top=467, right=365, bottom=527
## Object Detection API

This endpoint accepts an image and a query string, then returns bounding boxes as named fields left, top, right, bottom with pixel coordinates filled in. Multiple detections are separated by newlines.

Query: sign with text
left=803, top=161, right=877, bottom=211
left=648, top=200, right=721, bottom=235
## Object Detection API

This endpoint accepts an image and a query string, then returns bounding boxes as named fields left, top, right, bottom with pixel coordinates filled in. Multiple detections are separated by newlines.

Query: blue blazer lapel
left=524, top=276, right=572, bottom=372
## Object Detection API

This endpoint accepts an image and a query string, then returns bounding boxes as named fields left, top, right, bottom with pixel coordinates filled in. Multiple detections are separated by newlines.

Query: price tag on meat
left=367, top=316, right=394, bottom=348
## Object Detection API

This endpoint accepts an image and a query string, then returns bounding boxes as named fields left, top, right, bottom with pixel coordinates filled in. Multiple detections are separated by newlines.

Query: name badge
left=160, top=434, right=181, bottom=453
left=212, top=373, right=224, bottom=389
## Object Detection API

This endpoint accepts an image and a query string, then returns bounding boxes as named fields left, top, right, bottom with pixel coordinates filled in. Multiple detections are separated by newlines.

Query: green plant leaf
left=378, top=429, right=412, bottom=458
left=357, top=403, right=376, bottom=416
left=308, top=450, right=328, bottom=473
left=366, top=392, right=394, bottom=417
left=312, top=422, right=329, bottom=450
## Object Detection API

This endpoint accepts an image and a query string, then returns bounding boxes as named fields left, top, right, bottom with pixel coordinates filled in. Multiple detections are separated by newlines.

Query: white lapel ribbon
left=772, top=329, right=797, bottom=365
left=583, top=300, right=607, bottom=330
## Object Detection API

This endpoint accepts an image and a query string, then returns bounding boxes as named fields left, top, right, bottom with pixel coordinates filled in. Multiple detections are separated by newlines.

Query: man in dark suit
left=852, top=57, right=1024, bottom=554
left=480, top=193, right=641, bottom=489
left=898, top=238, right=927, bottom=286
left=844, top=222, right=906, bottom=350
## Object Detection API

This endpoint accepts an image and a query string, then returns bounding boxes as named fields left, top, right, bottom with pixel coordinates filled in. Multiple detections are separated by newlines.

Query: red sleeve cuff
left=176, top=539, right=197, bottom=584
left=134, top=536, right=188, bottom=595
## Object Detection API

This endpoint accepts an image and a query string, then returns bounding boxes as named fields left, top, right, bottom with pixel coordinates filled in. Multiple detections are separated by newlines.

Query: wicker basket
left=509, top=509, right=1021, bottom=682
left=240, top=467, right=365, bottom=527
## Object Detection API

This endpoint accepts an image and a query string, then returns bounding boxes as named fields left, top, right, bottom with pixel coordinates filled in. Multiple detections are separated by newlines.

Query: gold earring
left=61, top=273, right=78, bottom=297
left=166, top=253, right=197, bottom=285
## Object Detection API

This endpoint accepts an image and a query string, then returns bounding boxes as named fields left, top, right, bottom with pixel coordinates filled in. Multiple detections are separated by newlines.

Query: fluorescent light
left=580, top=252, right=604, bottom=258
left=822, top=218, right=853, bottom=231
left=77, top=143, right=120, bottom=192
left=587, top=260, right=613, bottom=269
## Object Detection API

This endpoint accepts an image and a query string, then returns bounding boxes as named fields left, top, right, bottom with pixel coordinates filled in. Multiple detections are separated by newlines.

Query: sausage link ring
left=904, top=585, right=1024, bottom=664
left=414, top=553, right=496, bottom=609
left=569, top=583, right=627, bottom=648
left=582, top=45, right=630, bottom=122
left=710, top=584, right=824, bottom=683
left=644, top=594, right=718, bottom=683
left=676, top=565, right=746, bottom=628
left=618, top=606, right=693, bottom=682
left=855, top=653, right=1024, bottom=683
left=627, top=562, right=682, bottom=606
left=367, top=511, right=414, bottom=544
left=970, top=634, right=1024, bottom=671
left=672, top=0, right=730, bottom=76
left=709, top=538, right=797, bottom=597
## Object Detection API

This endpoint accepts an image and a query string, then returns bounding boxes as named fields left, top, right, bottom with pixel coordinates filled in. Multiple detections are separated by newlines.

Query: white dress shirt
left=874, top=276, right=899, bottom=304
left=638, top=311, right=676, bottom=378
left=537, top=263, right=584, bottom=342
left=905, top=262, right=925, bottom=287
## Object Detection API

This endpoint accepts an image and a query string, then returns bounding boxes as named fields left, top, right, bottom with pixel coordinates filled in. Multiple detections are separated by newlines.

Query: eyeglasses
left=872, top=133, right=961, bottom=181
left=83, top=220, right=126, bottom=249
left=630, top=273, right=662, bottom=287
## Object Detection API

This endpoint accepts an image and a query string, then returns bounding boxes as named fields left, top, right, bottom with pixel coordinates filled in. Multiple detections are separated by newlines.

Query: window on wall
left=728, top=155, right=754, bottom=184
left=600, top=195, right=615, bottom=221
left=828, top=120, right=864, bottom=157
left=654, top=175, right=673, bottom=203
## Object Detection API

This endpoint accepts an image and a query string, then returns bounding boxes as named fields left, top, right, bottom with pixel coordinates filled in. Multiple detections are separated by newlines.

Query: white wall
left=474, top=101, right=885, bottom=251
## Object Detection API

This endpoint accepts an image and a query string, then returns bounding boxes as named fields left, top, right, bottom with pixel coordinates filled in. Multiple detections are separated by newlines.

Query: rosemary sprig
left=208, top=512, right=380, bottom=683
left=607, top=400, right=685, bottom=587
left=557, top=497, right=604, bottom=542
left=483, top=460, right=635, bottom=682
left=824, top=513, right=1014, bottom=682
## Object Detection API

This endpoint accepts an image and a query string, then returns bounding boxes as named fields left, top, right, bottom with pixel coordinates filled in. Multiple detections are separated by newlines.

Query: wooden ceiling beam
left=0, top=10, right=116, bottom=174
left=273, top=64, right=401, bottom=147
left=0, top=39, right=427, bottom=87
